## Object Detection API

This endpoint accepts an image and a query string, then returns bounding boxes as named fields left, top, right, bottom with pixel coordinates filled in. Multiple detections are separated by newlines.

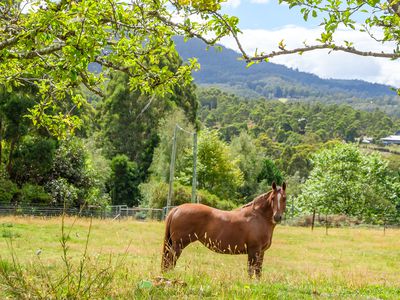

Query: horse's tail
left=161, top=207, right=176, bottom=271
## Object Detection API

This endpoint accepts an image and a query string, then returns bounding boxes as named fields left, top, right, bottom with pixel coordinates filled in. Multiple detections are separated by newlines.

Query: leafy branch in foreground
left=0, top=0, right=237, bottom=137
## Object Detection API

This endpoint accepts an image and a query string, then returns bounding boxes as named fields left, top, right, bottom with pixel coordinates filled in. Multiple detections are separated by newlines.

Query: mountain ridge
left=174, top=37, right=398, bottom=101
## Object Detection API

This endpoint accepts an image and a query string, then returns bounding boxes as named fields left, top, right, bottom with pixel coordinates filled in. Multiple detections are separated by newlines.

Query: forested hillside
left=175, top=37, right=400, bottom=115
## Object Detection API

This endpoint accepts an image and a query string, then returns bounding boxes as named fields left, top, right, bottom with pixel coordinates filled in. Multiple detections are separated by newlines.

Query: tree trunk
left=325, top=213, right=329, bottom=235
left=6, top=138, right=16, bottom=176
left=383, top=218, right=386, bottom=236
left=311, top=209, right=316, bottom=231
left=0, top=118, right=2, bottom=166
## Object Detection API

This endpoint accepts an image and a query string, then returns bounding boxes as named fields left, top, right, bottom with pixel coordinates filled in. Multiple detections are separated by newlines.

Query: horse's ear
left=282, top=182, right=286, bottom=191
left=272, top=181, right=277, bottom=191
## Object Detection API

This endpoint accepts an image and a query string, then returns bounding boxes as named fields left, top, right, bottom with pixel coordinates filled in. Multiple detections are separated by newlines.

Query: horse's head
left=270, top=182, right=287, bottom=224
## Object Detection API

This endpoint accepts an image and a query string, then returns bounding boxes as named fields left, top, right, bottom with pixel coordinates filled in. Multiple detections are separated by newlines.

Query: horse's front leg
left=247, top=250, right=264, bottom=279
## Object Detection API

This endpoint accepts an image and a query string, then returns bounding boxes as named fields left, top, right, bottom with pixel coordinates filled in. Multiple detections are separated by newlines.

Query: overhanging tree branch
left=152, top=11, right=224, bottom=45
left=247, top=44, right=400, bottom=62
left=1, top=43, right=66, bottom=60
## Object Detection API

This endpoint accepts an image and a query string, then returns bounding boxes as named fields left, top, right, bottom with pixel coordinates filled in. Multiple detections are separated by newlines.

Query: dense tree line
left=1, top=81, right=400, bottom=224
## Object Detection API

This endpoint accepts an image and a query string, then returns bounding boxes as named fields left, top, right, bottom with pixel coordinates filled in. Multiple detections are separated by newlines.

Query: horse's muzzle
left=274, top=214, right=282, bottom=223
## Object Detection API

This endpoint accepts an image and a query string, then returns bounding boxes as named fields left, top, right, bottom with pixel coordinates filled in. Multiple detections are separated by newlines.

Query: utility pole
left=191, top=131, right=198, bottom=203
left=166, top=124, right=198, bottom=213
left=167, top=125, right=178, bottom=210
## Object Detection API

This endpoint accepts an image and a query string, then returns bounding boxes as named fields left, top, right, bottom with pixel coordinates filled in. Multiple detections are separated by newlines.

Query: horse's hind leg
left=171, top=236, right=192, bottom=267
left=162, top=238, right=188, bottom=271
left=171, top=241, right=182, bottom=267
left=162, top=240, right=175, bottom=271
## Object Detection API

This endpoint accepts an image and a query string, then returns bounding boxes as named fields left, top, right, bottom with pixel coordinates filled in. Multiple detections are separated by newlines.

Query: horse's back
left=171, top=203, right=234, bottom=221
left=169, top=203, right=217, bottom=224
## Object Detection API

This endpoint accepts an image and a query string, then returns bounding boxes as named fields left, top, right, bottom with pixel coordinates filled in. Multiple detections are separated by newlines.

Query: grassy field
left=0, top=217, right=399, bottom=299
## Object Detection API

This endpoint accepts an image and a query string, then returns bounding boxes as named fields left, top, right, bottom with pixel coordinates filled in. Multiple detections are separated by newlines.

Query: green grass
left=0, top=217, right=399, bottom=299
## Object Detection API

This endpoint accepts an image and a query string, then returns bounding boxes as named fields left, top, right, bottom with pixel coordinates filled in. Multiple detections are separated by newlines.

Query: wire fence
left=0, top=205, right=164, bottom=221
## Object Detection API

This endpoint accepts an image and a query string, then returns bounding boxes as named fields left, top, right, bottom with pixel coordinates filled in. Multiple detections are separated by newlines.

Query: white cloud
left=219, top=25, right=400, bottom=87
left=222, top=0, right=241, bottom=8
left=250, top=0, right=270, bottom=4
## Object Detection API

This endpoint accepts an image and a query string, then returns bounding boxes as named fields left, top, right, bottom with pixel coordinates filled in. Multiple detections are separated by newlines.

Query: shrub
left=0, top=177, right=19, bottom=204
left=20, top=184, right=52, bottom=205
left=139, top=179, right=169, bottom=208
left=109, top=155, right=141, bottom=206
left=86, top=187, right=111, bottom=208
left=45, top=178, right=79, bottom=207
left=10, top=136, right=56, bottom=185
left=140, top=179, right=236, bottom=210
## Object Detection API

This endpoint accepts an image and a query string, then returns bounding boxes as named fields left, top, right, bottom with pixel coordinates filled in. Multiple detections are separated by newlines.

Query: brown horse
left=161, top=182, right=287, bottom=278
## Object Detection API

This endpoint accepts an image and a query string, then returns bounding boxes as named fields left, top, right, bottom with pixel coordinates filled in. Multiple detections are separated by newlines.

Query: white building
left=381, top=135, right=400, bottom=145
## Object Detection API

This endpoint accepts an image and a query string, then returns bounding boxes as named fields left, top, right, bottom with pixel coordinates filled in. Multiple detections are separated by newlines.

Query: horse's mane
left=238, top=190, right=273, bottom=211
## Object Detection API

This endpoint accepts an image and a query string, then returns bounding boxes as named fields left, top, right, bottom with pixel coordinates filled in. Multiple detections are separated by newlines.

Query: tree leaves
left=0, top=0, right=237, bottom=137
left=299, top=143, right=399, bottom=223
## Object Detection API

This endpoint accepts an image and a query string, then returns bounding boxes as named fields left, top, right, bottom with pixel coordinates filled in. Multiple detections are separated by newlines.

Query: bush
left=86, top=187, right=111, bottom=208
left=140, top=179, right=236, bottom=210
left=45, top=178, right=79, bottom=207
left=20, top=184, right=52, bottom=205
left=139, top=180, right=169, bottom=208
left=0, top=177, right=19, bottom=204
left=10, top=136, right=56, bottom=185
left=109, top=155, right=141, bottom=206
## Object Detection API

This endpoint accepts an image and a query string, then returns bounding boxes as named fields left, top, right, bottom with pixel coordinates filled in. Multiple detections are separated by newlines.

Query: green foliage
left=0, top=0, right=236, bottom=136
left=149, top=110, right=195, bottom=182
left=86, top=187, right=111, bottom=208
left=280, top=0, right=400, bottom=72
left=84, top=137, right=112, bottom=207
left=257, top=159, right=284, bottom=187
left=52, top=139, right=90, bottom=187
left=298, top=143, right=400, bottom=223
left=230, top=132, right=264, bottom=201
left=45, top=178, right=79, bottom=207
left=199, top=88, right=400, bottom=144
left=109, top=155, right=141, bottom=207
left=20, top=183, right=52, bottom=205
left=139, top=179, right=170, bottom=208
left=98, top=69, right=197, bottom=180
left=178, top=129, right=244, bottom=201
left=10, top=136, right=56, bottom=185
left=139, top=179, right=235, bottom=210
left=0, top=177, right=19, bottom=204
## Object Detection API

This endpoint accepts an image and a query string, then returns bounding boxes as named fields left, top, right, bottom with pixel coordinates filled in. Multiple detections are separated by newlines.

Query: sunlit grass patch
left=0, top=217, right=399, bottom=299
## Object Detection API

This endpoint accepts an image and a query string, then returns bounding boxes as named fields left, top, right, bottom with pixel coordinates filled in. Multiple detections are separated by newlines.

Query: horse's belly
left=199, top=229, right=248, bottom=255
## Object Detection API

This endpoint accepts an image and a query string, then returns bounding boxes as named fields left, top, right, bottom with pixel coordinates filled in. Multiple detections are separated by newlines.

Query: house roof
left=381, top=135, right=400, bottom=141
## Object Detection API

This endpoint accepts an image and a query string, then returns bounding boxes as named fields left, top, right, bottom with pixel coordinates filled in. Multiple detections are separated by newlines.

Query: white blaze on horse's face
left=277, top=193, right=281, bottom=211
left=272, top=189, right=285, bottom=224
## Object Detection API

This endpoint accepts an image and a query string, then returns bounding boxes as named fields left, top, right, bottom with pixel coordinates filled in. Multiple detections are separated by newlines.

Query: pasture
left=0, top=217, right=399, bottom=299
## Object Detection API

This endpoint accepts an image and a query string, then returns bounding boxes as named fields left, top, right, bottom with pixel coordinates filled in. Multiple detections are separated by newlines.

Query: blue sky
left=215, top=0, right=400, bottom=87
left=221, top=0, right=319, bottom=29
